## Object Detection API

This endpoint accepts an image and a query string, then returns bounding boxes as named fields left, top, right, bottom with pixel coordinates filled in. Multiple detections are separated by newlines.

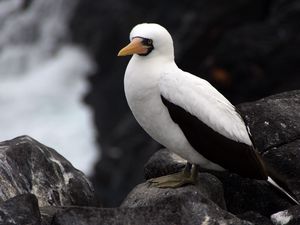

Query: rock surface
left=52, top=206, right=252, bottom=225
left=0, top=136, right=97, bottom=207
left=238, top=90, right=300, bottom=199
left=53, top=182, right=252, bottom=225
left=238, top=211, right=274, bottom=225
left=271, top=205, right=300, bottom=225
left=0, top=194, right=41, bottom=225
left=122, top=175, right=226, bottom=209
left=144, top=148, right=186, bottom=180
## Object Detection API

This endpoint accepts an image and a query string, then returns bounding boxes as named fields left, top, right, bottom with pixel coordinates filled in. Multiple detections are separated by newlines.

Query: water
left=0, top=0, right=99, bottom=175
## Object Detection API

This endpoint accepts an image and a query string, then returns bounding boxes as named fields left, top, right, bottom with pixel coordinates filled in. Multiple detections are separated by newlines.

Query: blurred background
left=0, top=0, right=299, bottom=207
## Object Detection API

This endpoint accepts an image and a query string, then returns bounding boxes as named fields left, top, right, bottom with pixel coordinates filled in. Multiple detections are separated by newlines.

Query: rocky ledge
left=0, top=90, right=300, bottom=225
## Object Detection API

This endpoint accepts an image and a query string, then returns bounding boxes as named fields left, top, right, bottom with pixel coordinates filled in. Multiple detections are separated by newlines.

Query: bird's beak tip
left=117, top=50, right=126, bottom=57
left=117, top=38, right=146, bottom=57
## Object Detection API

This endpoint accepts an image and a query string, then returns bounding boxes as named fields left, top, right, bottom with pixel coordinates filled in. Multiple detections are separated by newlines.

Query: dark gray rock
left=0, top=194, right=41, bottom=225
left=238, top=211, right=273, bottom=225
left=271, top=205, right=300, bottom=225
left=53, top=183, right=252, bottom=225
left=53, top=206, right=250, bottom=225
left=122, top=177, right=226, bottom=210
left=144, top=148, right=186, bottom=180
left=238, top=90, right=300, bottom=198
left=215, top=172, right=292, bottom=216
left=40, top=206, right=65, bottom=225
left=0, top=135, right=97, bottom=207
left=238, top=90, right=300, bottom=151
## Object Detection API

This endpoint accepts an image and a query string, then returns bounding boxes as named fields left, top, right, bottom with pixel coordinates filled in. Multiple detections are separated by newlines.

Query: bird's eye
left=147, top=39, right=153, bottom=45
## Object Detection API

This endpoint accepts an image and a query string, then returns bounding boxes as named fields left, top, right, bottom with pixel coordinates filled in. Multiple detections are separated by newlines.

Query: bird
left=118, top=23, right=299, bottom=205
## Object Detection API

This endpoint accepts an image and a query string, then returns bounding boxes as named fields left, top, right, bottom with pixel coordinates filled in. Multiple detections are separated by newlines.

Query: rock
left=0, top=135, right=97, bottom=207
left=271, top=205, right=300, bottom=225
left=238, top=211, right=273, bottom=225
left=216, top=172, right=292, bottom=216
left=53, top=183, right=252, bottom=225
left=0, top=194, right=41, bottom=225
left=122, top=177, right=226, bottom=210
left=238, top=90, right=300, bottom=198
left=53, top=206, right=250, bottom=225
left=40, top=206, right=64, bottom=225
left=238, top=90, right=300, bottom=151
left=144, top=148, right=186, bottom=180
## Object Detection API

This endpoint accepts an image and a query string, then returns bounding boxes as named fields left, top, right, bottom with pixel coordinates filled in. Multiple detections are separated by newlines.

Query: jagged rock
left=53, top=184, right=252, bottom=225
left=0, top=136, right=97, bottom=207
left=121, top=182, right=250, bottom=225
left=238, top=90, right=300, bottom=152
left=236, top=90, right=300, bottom=210
left=40, top=206, right=64, bottom=225
left=238, top=91, right=300, bottom=188
left=238, top=211, right=273, bottom=225
left=0, top=194, right=41, bottom=225
left=144, top=148, right=186, bottom=180
left=53, top=207, right=252, bottom=225
left=122, top=177, right=226, bottom=210
left=215, top=172, right=292, bottom=216
left=271, top=205, right=300, bottom=225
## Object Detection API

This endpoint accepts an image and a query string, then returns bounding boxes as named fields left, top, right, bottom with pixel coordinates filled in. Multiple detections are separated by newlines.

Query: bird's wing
left=159, top=70, right=252, bottom=145
left=159, top=71, right=267, bottom=179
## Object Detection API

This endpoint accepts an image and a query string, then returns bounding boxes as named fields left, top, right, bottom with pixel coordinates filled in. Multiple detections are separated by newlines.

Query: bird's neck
left=124, top=55, right=176, bottom=100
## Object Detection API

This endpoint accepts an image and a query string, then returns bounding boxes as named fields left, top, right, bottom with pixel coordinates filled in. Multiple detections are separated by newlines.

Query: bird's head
left=118, top=23, right=174, bottom=60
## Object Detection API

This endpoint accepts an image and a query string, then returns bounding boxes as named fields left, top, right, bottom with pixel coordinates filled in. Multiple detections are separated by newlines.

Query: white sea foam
left=0, top=0, right=99, bottom=175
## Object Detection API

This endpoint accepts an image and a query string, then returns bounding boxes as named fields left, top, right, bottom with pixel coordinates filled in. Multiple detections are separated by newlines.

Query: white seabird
left=118, top=23, right=299, bottom=205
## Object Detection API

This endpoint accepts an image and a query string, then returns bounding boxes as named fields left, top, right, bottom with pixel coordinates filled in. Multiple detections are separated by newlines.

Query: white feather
left=267, top=177, right=300, bottom=205
left=159, top=69, right=252, bottom=146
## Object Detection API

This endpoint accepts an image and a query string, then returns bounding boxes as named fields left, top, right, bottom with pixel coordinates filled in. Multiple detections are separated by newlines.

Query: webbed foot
left=148, top=163, right=199, bottom=188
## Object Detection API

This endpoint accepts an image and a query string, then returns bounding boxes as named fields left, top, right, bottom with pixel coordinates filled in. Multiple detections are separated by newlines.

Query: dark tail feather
left=266, top=167, right=299, bottom=205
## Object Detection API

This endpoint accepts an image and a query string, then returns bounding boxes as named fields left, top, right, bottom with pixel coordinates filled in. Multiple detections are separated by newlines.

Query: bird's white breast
left=124, top=56, right=224, bottom=170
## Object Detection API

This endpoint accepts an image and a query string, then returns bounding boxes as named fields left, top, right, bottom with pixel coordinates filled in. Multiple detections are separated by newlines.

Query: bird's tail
left=266, top=167, right=299, bottom=205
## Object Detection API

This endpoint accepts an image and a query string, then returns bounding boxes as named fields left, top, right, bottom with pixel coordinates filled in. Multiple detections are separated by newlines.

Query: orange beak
left=118, top=38, right=149, bottom=56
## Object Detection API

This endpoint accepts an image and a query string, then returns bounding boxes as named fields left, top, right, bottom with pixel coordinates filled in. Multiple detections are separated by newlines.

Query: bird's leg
left=148, top=162, right=198, bottom=188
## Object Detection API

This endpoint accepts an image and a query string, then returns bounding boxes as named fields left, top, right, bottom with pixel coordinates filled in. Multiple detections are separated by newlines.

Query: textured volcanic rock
left=70, top=0, right=300, bottom=206
left=53, top=206, right=252, bottom=225
left=0, top=136, right=97, bottom=207
left=53, top=183, right=252, bottom=225
left=238, top=90, right=300, bottom=151
left=122, top=175, right=226, bottom=209
left=238, top=90, right=300, bottom=197
left=40, top=206, right=65, bottom=225
left=238, top=211, right=274, bottom=225
left=271, top=205, right=300, bottom=225
left=144, top=148, right=186, bottom=180
left=0, top=194, right=41, bottom=225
